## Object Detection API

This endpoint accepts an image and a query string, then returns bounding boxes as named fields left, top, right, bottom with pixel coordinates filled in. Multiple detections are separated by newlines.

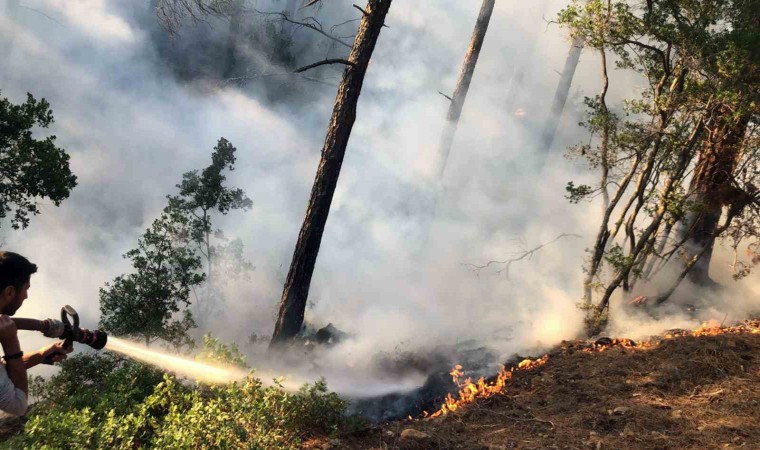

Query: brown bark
left=435, top=0, right=495, bottom=178
left=683, top=108, right=749, bottom=285
left=269, top=0, right=392, bottom=348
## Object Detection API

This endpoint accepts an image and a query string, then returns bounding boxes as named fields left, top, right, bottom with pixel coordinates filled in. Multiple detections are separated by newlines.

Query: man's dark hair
left=0, top=252, right=38, bottom=291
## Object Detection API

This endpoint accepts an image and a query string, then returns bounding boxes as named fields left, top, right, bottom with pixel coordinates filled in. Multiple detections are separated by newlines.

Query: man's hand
left=39, top=341, right=72, bottom=365
left=0, top=315, right=18, bottom=344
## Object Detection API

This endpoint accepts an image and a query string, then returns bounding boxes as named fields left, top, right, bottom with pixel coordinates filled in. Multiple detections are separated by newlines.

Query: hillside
left=315, top=320, right=760, bottom=449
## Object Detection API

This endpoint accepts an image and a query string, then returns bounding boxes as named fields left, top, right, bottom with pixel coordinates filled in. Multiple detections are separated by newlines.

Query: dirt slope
left=316, top=320, right=760, bottom=449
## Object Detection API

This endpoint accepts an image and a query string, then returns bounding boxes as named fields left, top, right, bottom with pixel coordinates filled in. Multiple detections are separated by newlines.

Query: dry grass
left=318, top=322, right=760, bottom=450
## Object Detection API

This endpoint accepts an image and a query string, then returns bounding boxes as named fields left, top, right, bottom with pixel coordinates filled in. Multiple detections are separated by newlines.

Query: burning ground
left=307, top=319, right=760, bottom=449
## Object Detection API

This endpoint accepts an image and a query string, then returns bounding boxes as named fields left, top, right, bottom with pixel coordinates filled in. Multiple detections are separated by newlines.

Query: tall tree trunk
left=538, top=37, right=583, bottom=165
left=434, top=0, right=495, bottom=178
left=269, top=0, right=392, bottom=348
left=0, top=0, right=20, bottom=83
left=223, top=0, right=245, bottom=79
left=682, top=108, right=749, bottom=286
left=504, top=0, right=549, bottom=114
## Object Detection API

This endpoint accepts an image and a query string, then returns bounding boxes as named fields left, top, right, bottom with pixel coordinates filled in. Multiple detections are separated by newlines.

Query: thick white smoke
left=1, top=0, right=756, bottom=392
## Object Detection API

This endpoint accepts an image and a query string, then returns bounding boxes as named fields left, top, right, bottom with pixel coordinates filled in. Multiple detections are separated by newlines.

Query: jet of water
left=105, top=336, right=248, bottom=384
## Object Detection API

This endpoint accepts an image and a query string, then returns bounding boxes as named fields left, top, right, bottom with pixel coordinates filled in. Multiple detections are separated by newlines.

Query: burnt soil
left=308, top=322, right=760, bottom=449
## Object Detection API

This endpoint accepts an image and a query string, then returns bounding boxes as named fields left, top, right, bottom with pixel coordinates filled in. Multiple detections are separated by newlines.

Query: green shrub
left=3, top=347, right=346, bottom=449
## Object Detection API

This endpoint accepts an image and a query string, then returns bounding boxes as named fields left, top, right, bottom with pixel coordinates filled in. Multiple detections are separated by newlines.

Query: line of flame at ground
left=428, top=319, right=760, bottom=418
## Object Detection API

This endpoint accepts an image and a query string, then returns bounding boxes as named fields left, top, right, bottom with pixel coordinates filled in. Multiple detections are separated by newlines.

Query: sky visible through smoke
left=1, top=0, right=757, bottom=392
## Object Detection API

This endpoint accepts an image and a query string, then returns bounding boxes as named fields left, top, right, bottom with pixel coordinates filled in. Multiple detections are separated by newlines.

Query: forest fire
left=427, top=319, right=760, bottom=419
left=429, top=355, right=549, bottom=418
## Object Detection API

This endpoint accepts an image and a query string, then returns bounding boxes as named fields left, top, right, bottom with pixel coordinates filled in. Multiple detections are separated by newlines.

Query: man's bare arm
left=23, top=341, right=72, bottom=369
left=0, top=315, right=27, bottom=396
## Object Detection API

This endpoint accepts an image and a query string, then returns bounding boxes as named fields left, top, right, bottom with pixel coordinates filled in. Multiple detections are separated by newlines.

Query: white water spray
left=105, top=337, right=248, bottom=384
left=104, top=337, right=305, bottom=390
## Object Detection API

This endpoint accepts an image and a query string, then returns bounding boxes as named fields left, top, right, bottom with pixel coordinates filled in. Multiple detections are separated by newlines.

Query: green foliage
left=167, top=138, right=252, bottom=250
left=99, top=137, right=253, bottom=347
left=166, top=137, right=253, bottom=320
left=35, top=352, right=164, bottom=414
left=560, top=0, right=760, bottom=311
left=603, top=244, right=637, bottom=275
left=565, top=181, right=594, bottom=204
left=99, top=208, right=205, bottom=349
left=196, top=333, right=248, bottom=368
left=0, top=92, right=77, bottom=229
left=5, top=351, right=347, bottom=450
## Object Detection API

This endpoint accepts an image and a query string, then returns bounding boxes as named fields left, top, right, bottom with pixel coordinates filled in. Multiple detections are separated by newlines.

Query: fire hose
left=11, top=305, right=108, bottom=364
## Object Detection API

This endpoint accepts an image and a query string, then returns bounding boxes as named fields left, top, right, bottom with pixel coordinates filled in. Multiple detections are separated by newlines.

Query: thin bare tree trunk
left=282, top=0, right=299, bottom=36
left=223, top=0, right=245, bottom=79
left=503, top=0, right=550, bottom=113
left=655, top=207, right=741, bottom=305
left=538, top=37, right=583, bottom=165
left=642, top=221, right=672, bottom=279
left=599, top=48, right=611, bottom=210
left=582, top=154, right=640, bottom=304
left=0, top=0, right=20, bottom=83
left=270, top=0, right=392, bottom=348
left=435, top=0, right=495, bottom=178
left=595, top=123, right=700, bottom=313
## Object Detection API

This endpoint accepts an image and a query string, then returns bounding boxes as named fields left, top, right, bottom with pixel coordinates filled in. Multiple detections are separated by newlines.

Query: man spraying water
left=0, top=252, right=71, bottom=416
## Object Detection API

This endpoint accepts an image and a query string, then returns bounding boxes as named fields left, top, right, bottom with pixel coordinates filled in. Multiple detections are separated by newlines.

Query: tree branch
left=463, top=234, right=581, bottom=279
left=293, top=59, right=356, bottom=73
left=438, top=91, right=453, bottom=102
left=253, top=10, right=352, bottom=48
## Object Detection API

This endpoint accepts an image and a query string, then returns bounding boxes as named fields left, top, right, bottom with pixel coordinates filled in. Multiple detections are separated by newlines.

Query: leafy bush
left=4, top=345, right=346, bottom=449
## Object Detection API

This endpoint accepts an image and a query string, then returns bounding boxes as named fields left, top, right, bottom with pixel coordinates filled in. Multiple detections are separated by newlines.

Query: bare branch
left=253, top=10, right=352, bottom=48
left=293, top=59, right=356, bottom=73
left=438, top=91, right=453, bottom=102
left=463, top=234, right=581, bottom=279
left=18, top=6, right=63, bottom=26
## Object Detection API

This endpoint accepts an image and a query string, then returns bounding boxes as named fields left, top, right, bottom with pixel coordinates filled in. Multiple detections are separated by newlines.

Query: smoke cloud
left=2, top=0, right=756, bottom=395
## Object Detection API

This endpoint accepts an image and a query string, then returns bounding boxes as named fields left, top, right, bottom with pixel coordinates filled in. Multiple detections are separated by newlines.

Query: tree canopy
left=0, top=92, right=77, bottom=229
left=558, top=0, right=759, bottom=329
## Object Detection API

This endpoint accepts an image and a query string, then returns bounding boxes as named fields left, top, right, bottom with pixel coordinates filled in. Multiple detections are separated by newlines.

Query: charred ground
left=309, top=320, right=760, bottom=449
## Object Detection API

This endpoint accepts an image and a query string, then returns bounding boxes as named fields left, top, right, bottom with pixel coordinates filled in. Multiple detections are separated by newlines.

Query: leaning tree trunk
left=538, top=37, right=583, bottom=166
left=434, top=0, right=496, bottom=178
left=682, top=109, right=749, bottom=286
left=270, top=0, right=392, bottom=348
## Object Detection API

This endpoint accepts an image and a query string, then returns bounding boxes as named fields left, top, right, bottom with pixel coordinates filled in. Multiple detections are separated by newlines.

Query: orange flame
left=428, top=319, right=759, bottom=418
left=431, top=356, right=549, bottom=418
